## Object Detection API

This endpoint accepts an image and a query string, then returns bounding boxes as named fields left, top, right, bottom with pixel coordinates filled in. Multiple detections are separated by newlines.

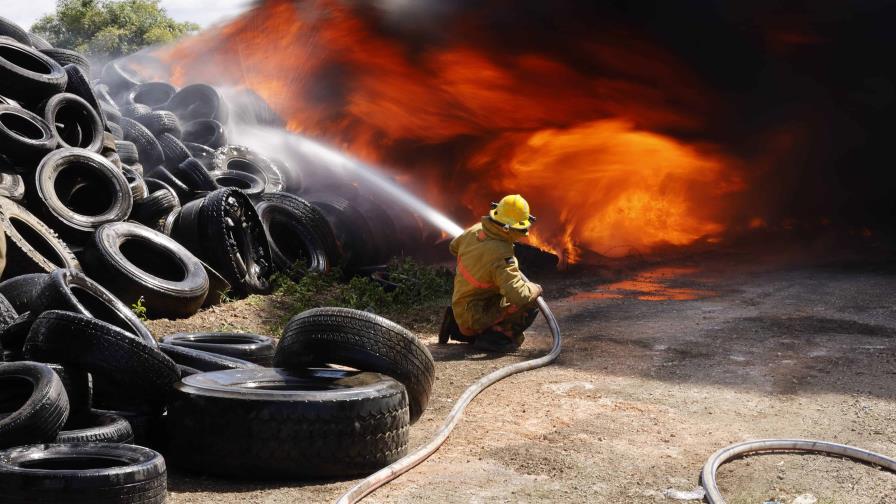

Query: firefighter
left=439, top=194, right=542, bottom=352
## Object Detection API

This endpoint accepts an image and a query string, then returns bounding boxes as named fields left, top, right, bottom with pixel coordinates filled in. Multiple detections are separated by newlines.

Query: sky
left=6, top=0, right=254, bottom=31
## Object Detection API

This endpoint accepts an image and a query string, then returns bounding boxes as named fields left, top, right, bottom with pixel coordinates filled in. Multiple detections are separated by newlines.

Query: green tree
left=31, top=0, right=199, bottom=58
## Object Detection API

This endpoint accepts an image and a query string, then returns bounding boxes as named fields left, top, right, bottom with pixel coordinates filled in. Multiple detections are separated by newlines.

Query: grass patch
left=271, top=258, right=453, bottom=332
left=131, top=296, right=147, bottom=321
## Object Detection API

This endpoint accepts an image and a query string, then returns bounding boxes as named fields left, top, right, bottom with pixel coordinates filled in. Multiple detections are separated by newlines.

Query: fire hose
left=335, top=295, right=562, bottom=503
left=701, top=439, right=896, bottom=503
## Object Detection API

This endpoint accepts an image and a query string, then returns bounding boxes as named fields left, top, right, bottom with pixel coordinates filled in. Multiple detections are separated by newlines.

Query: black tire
left=120, top=117, right=164, bottom=169
left=33, top=148, right=133, bottom=242
left=166, top=368, right=409, bottom=478
left=0, top=443, right=167, bottom=503
left=100, top=61, right=141, bottom=94
left=0, top=293, right=17, bottom=332
left=0, top=38, right=67, bottom=102
left=99, top=101, right=120, bottom=125
left=157, top=132, right=190, bottom=169
left=127, top=82, right=176, bottom=110
left=38, top=48, right=89, bottom=75
left=28, top=32, right=53, bottom=51
left=134, top=110, right=181, bottom=139
left=0, top=105, right=57, bottom=163
left=101, top=129, right=117, bottom=153
left=45, top=364, right=91, bottom=418
left=0, top=17, right=32, bottom=46
left=24, top=311, right=178, bottom=408
left=83, top=222, right=209, bottom=319
left=161, top=333, right=275, bottom=365
left=39, top=93, right=104, bottom=152
left=0, top=171, right=25, bottom=201
left=389, top=208, right=425, bottom=257
left=306, top=193, right=377, bottom=273
left=32, top=269, right=154, bottom=345
left=255, top=194, right=330, bottom=273
left=104, top=149, right=122, bottom=168
left=276, top=307, right=435, bottom=424
left=55, top=411, right=133, bottom=444
left=199, top=188, right=273, bottom=295
left=171, top=188, right=273, bottom=296
left=171, top=157, right=218, bottom=193
left=144, top=165, right=191, bottom=204
left=210, top=170, right=265, bottom=199
left=92, top=408, right=164, bottom=448
left=262, top=191, right=339, bottom=263
left=211, top=145, right=284, bottom=193
left=130, top=184, right=180, bottom=228
left=92, top=83, right=117, bottom=108
left=170, top=197, right=203, bottom=254
left=115, top=140, right=139, bottom=164
left=158, top=343, right=261, bottom=371
left=0, top=362, right=69, bottom=448
left=63, top=64, right=108, bottom=131
left=166, top=83, right=228, bottom=123
left=155, top=209, right=180, bottom=236
left=0, top=273, right=50, bottom=312
left=177, top=364, right=200, bottom=378
left=0, top=198, right=80, bottom=280
left=120, top=103, right=151, bottom=119
left=0, top=312, right=34, bottom=360
left=122, top=165, right=148, bottom=202
left=353, top=194, right=400, bottom=262
left=182, top=119, right=226, bottom=148
left=106, top=121, right=124, bottom=140
left=271, top=157, right=303, bottom=192
left=183, top=141, right=216, bottom=167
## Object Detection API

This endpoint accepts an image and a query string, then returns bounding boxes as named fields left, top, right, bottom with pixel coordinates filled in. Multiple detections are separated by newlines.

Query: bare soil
left=148, top=252, right=896, bottom=503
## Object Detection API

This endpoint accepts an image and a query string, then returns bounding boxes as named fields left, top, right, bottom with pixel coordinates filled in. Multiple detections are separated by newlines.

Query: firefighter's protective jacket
left=449, top=217, right=540, bottom=333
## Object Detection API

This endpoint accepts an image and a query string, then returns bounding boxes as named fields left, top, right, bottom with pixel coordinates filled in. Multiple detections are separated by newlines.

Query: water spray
left=227, top=123, right=464, bottom=238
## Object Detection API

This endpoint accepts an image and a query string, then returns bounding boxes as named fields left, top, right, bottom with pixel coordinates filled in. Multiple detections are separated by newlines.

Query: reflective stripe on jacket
left=449, top=217, right=540, bottom=332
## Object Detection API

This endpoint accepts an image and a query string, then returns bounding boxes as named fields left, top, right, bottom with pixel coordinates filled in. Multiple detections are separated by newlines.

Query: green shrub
left=131, top=296, right=147, bottom=321
left=273, top=258, right=452, bottom=317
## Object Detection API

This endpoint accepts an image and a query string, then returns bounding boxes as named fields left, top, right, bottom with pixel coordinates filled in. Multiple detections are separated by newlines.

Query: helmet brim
left=490, top=209, right=531, bottom=231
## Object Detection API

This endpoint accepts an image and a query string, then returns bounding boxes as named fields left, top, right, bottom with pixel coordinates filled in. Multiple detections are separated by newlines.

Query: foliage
left=131, top=296, right=147, bottom=321
left=273, top=258, right=453, bottom=318
left=31, top=0, right=199, bottom=58
left=218, top=289, right=234, bottom=305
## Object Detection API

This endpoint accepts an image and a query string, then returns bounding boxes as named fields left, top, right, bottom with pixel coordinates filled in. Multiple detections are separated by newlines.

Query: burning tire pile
left=0, top=19, right=434, bottom=503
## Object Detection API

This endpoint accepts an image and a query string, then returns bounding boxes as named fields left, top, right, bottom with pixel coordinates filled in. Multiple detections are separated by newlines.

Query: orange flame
left=151, top=0, right=747, bottom=262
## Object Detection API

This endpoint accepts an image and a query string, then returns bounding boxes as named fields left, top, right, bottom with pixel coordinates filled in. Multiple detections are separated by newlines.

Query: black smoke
left=356, top=0, right=896, bottom=238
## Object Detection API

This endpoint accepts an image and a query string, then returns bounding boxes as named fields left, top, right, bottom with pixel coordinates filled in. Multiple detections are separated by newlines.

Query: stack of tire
left=0, top=266, right=435, bottom=499
left=163, top=307, right=434, bottom=479
left=0, top=19, right=349, bottom=323
left=0, top=267, right=175, bottom=503
left=0, top=15, right=437, bottom=502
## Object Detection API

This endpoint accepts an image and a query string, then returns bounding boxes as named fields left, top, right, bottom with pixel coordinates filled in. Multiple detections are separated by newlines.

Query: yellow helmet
left=490, top=194, right=535, bottom=232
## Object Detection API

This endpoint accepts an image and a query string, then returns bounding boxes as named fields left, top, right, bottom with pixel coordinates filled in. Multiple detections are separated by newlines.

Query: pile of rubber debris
left=0, top=17, right=435, bottom=503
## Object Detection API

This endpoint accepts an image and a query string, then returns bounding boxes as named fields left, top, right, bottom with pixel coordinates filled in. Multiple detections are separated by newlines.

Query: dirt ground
left=148, top=250, right=896, bottom=503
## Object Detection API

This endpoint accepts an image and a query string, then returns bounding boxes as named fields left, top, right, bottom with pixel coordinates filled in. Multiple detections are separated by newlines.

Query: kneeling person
left=439, top=194, right=542, bottom=352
